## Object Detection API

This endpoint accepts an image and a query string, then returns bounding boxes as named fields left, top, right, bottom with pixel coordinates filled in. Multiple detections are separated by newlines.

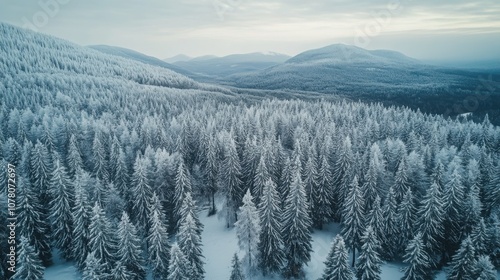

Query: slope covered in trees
left=0, top=23, right=499, bottom=279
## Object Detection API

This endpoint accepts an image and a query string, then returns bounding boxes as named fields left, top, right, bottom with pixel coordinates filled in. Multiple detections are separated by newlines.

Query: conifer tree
left=67, top=134, right=83, bottom=177
left=382, top=187, right=399, bottom=260
left=13, top=237, right=44, bottom=280
left=417, top=182, right=444, bottom=255
left=131, top=155, right=153, bottom=233
left=253, top=155, right=269, bottom=204
left=220, top=136, right=244, bottom=228
left=72, top=176, right=92, bottom=270
left=341, top=176, right=365, bottom=267
left=356, top=226, right=382, bottom=280
left=320, top=235, right=353, bottom=280
left=48, top=158, right=74, bottom=260
left=401, top=233, right=432, bottom=280
left=177, top=192, right=203, bottom=235
left=332, top=137, right=354, bottom=218
left=448, top=236, right=476, bottom=280
left=116, top=212, right=146, bottom=280
left=283, top=169, right=313, bottom=277
left=148, top=193, right=170, bottom=280
left=474, top=255, right=496, bottom=280
left=471, top=218, right=488, bottom=256
left=229, top=253, right=245, bottom=280
left=178, top=213, right=205, bottom=280
left=88, top=202, right=116, bottom=275
left=167, top=244, right=191, bottom=280
left=173, top=160, right=192, bottom=231
left=258, top=179, right=285, bottom=274
left=235, top=189, right=261, bottom=272
left=92, top=132, right=109, bottom=183
left=397, top=189, right=416, bottom=256
left=82, top=252, right=104, bottom=280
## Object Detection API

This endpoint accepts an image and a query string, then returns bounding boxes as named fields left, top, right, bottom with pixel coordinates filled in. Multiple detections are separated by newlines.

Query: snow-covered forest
left=0, top=23, right=500, bottom=280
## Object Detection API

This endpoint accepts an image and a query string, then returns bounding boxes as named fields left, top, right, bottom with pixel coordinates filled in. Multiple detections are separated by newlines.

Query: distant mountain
left=88, top=45, right=198, bottom=78
left=173, top=52, right=291, bottom=77
left=164, top=54, right=192, bottom=63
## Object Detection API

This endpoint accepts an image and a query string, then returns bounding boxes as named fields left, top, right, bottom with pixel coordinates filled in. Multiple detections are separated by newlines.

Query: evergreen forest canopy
left=0, top=22, right=499, bottom=280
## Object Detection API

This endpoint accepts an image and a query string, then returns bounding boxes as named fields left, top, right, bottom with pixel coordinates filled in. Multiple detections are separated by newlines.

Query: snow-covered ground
left=43, top=210, right=498, bottom=280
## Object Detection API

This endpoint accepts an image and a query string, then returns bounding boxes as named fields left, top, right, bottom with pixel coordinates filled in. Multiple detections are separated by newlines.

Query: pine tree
left=401, top=233, right=432, bottom=280
left=320, top=235, right=353, bottom=280
left=48, top=157, right=74, bottom=260
left=88, top=202, right=116, bottom=274
left=67, top=134, right=83, bottom=177
left=253, top=155, right=269, bottom=204
left=332, top=137, right=354, bottom=219
left=220, top=136, right=244, bottom=228
left=229, top=253, right=245, bottom=280
left=173, top=160, right=192, bottom=232
left=283, top=169, right=313, bottom=278
left=148, top=193, right=170, bottom=280
left=258, top=179, right=285, bottom=274
left=417, top=182, right=444, bottom=255
left=92, top=132, right=109, bottom=183
left=178, top=213, right=205, bottom=280
left=167, top=244, right=191, bottom=280
left=303, top=153, right=322, bottom=228
left=114, top=148, right=129, bottom=200
left=474, top=255, right=496, bottom=280
left=356, top=226, right=382, bottom=280
left=382, top=187, right=399, bottom=260
left=448, top=236, right=476, bottom=280
left=177, top=192, right=203, bottom=235
left=82, top=252, right=105, bottom=280
left=341, top=175, right=365, bottom=267
left=471, top=218, right=488, bottom=256
left=72, top=175, right=92, bottom=270
left=202, top=136, right=219, bottom=215
left=13, top=237, right=44, bottom=280
left=367, top=196, right=384, bottom=245
left=397, top=189, right=416, bottom=256
left=443, top=167, right=466, bottom=248
left=235, top=189, right=261, bottom=272
left=110, top=261, right=134, bottom=280
left=393, top=156, right=410, bottom=203
left=131, top=155, right=153, bottom=233
left=116, top=212, right=146, bottom=280
left=278, top=156, right=292, bottom=206
left=17, top=176, right=52, bottom=267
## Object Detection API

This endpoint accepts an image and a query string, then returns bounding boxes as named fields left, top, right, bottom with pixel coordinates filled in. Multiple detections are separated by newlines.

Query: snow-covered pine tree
left=116, top=211, right=146, bottom=280
left=303, top=152, right=321, bottom=228
left=471, top=218, right=488, bottom=256
left=131, top=154, right=153, bottom=234
left=220, top=136, right=244, bottom=228
left=110, top=261, right=134, bottom=280
left=66, top=134, right=83, bottom=177
left=13, top=236, right=44, bottom=280
left=202, top=136, right=219, bottom=215
left=229, top=253, right=245, bottom=280
left=473, top=255, right=496, bottom=280
left=332, top=136, right=354, bottom=220
left=397, top=188, right=416, bottom=256
left=71, top=175, right=92, bottom=270
left=82, top=252, right=105, bottom=280
left=92, top=131, right=109, bottom=183
left=114, top=147, right=129, bottom=200
left=258, top=178, right=285, bottom=275
left=443, top=165, right=466, bottom=250
left=320, top=235, right=353, bottom=280
left=341, top=175, right=365, bottom=267
left=401, top=233, right=432, bottom=280
left=177, top=192, right=203, bottom=235
left=173, top=159, right=192, bottom=232
left=356, top=226, right=382, bottom=280
left=178, top=213, right=205, bottom=280
left=393, top=155, right=410, bottom=203
left=447, top=236, right=476, bottom=280
left=253, top=155, right=270, bottom=204
left=315, top=153, right=333, bottom=229
left=417, top=181, right=444, bottom=256
left=148, top=193, right=170, bottom=280
left=283, top=168, right=313, bottom=278
left=88, top=202, right=116, bottom=275
left=167, top=244, right=191, bottom=280
left=16, top=176, right=52, bottom=267
left=381, top=186, right=399, bottom=260
left=367, top=195, right=384, bottom=245
left=235, top=189, right=261, bottom=273
left=48, top=157, right=74, bottom=260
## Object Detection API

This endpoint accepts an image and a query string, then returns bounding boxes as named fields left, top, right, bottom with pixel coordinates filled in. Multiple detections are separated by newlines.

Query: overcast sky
left=1, top=0, right=499, bottom=61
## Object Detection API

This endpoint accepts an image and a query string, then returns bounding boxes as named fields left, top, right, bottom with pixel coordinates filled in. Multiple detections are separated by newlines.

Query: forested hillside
left=0, top=23, right=499, bottom=280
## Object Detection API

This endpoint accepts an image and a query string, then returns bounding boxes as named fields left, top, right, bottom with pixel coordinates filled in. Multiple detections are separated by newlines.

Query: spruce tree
left=253, top=155, right=269, bottom=204
left=48, top=158, right=74, bottom=260
left=131, top=155, right=153, bottom=233
left=66, top=134, right=83, bottom=177
left=148, top=193, right=170, bottom=280
left=382, top=187, right=399, bottom=260
left=471, top=218, right=488, bottom=256
left=332, top=137, right=354, bottom=219
left=177, top=192, right=203, bottom=235
left=88, top=202, right=116, bottom=275
left=401, top=233, right=432, bottom=280
left=167, top=244, right=191, bottom=280
left=320, top=235, right=353, bottom=280
left=116, top=212, right=146, bottom=280
left=341, top=175, right=365, bottom=267
left=397, top=188, right=416, bottom=256
left=82, top=252, right=105, bottom=280
left=72, top=176, right=92, bottom=270
left=220, top=136, right=244, bottom=228
left=448, top=236, right=476, bottom=280
left=173, top=160, right=192, bottom=232
left=417, top=182, right=444, bottom=255
left=258, top=179, right=285, bottom=275
left=474, top=255, right=496, bottom=280
left=235, top=189, right=261, bottom=272
left=356, top=226, right=382, bottom=280
left=283, top=168, right=313, bottom=278
left=13, top=237, right=44, bottom=280
left=92, top=132, right=109, bottom=183
left=178, top=213, right=205, bottom=280
left=229, top=253, right=245, bottom=280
